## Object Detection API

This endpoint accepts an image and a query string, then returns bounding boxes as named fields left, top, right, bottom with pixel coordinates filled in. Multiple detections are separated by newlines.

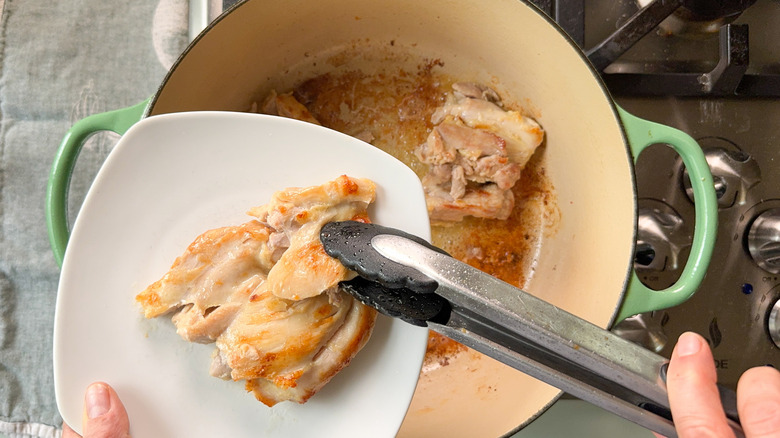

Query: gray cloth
left=0, top=0, right=188, bottom=435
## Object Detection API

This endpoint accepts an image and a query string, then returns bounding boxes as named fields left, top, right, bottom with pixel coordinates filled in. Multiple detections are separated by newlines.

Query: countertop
left=0, top=0, right=184, bottom=436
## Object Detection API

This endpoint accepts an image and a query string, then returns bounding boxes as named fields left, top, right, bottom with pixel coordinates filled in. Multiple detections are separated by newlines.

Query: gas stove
left=512, top=1, right=779, bottom=436
left=530, top=0, right=780, bottom=390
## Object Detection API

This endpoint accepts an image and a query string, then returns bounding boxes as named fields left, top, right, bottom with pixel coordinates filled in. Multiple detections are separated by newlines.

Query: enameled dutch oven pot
left=46, top=0, right=718, bottom=436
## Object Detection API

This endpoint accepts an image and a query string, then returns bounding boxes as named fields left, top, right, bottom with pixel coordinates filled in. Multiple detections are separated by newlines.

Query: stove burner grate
left=530, top=0, right=780, bottom=96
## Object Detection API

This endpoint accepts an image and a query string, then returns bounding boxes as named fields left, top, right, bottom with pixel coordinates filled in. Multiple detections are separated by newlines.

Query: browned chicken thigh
left=136, top=175, right=378, bottom=406
left=417, top=83, right=545, bottom=221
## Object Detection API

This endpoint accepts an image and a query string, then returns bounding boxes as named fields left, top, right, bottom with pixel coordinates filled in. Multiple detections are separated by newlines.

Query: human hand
left=62, top=382, right=130, bottom=438
left=662, top=331, right=780, bottom=438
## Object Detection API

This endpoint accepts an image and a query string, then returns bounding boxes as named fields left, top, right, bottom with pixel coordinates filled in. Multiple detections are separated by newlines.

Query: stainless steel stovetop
left=516, top=1, right=778, bottom=436
left=532, top=0, right=780, bottom=389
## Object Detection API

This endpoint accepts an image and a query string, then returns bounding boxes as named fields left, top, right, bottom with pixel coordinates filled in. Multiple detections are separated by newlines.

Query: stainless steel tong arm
left=370, top=233, right=744, bottom=438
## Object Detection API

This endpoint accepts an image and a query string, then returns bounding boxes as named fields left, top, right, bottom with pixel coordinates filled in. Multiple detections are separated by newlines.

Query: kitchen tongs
left=320, top=221, right=744, bottom=438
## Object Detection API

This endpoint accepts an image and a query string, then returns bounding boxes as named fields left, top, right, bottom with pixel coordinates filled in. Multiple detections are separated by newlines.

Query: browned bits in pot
left=424, top=332, right=468, bottom=370
left=292, top=61, right=446, bottom=178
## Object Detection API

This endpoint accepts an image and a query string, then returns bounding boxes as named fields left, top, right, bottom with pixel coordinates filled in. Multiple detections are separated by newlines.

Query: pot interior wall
left=150, top=0, right=636, bottom=436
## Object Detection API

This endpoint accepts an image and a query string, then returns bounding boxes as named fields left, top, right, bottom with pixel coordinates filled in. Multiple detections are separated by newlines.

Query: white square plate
left=54, top=112, right=430, bottom=437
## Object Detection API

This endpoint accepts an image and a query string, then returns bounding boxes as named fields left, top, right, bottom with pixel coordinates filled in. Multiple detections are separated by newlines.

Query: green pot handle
left=615, top=106, right=718, bottom=322
left=46, top=99, right=150, bottom=267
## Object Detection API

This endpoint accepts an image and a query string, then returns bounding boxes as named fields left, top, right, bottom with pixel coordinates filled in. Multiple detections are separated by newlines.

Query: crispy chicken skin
left=247, top=175, right=375, bottom=301
left=135, top=220, right=274, bottom=343
left=136, top=175, right=378, bottom=406
left=417, top=83, right=545, bottom=221
left=222, top=287, right=376, bottom=405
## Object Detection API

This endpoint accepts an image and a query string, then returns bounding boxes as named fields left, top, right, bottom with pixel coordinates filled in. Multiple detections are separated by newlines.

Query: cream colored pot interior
left=150, top=0, right=636, bottom=436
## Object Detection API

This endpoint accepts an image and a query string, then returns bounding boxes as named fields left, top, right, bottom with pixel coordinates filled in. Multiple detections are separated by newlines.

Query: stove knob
left=769, top=300, right=780, bottom=349
left=748, top=208, right=780, bottom=274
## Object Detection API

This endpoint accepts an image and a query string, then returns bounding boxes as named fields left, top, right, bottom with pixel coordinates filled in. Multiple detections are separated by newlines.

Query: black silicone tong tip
left=321, top=221, right=452, bottom=326
left=320, top=221, right=447, bottom=294
left=340, top=277, right=450, bottom=327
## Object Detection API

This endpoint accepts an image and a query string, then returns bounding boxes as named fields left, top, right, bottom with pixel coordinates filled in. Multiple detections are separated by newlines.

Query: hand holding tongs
left=319, top=221, right=744, bottom=438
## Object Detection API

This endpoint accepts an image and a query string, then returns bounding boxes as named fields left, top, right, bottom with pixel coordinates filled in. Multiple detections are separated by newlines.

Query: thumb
left=81, top=383, right=130, bottom=438
left=736, top=365, right=780, bottom=437
left=665, top=332, right=733, bottom=438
